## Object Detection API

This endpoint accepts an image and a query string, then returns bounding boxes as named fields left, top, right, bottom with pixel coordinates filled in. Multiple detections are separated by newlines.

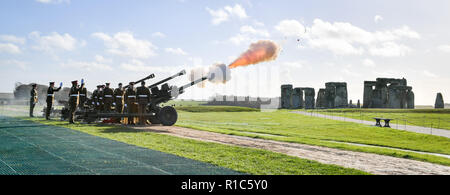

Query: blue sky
left=1, top=0, right=450, bottom=105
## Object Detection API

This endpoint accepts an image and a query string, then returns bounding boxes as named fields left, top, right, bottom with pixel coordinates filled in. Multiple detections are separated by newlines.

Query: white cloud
left=374, top=15, right=383, bottom=23
left=240, top=25, right=270, bottom=37
left=341, top=68, right=362, bottom=77
left=296, top=19, right=420, bottom=56
left=165, top=48, right=188, bottom=55
left=62, top=59, right=113, bottom=71
left=363, top=59, right=376, bottom=67
left=0, top=60, right=28, bottom=70
left=275, top=20, right=306, bottom=37
left=0, top=43, right=21, bottom=54
left=121, top=59, right=182, bottom=73
left=0, top=35, right=26, bottom=44
left=152, top=32, right=166, bottom=38
left=92, top=32, right=157, bottom=59
left=423, top=70, right=438, bottom=78
left=438, top=45, right=450, bottom=53
left=224, top=4, right=248, bottom=19
left=29, top=31, right=80, bottom=52
left=36, top=0, right=70, bottom=4
left=229, top=25, right=270, bottom=45
left=94, top=55, right=112, bottom=63
left=368, top=42, right=412, bottom=57
left=206, top=4, right=247, bottom=25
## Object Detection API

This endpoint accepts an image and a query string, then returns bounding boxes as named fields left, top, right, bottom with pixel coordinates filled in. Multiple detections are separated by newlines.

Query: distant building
left=0, top=93, right=14, bottom=105
left=205, top=94, right=279, bottom=109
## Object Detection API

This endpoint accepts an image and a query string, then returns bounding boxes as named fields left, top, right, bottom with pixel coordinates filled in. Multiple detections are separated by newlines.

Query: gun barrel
left=124, top=73, right=155, bottom=88
left=149, top=70, right=186, bottom=88
left=178, top=76, right=208, bottom=94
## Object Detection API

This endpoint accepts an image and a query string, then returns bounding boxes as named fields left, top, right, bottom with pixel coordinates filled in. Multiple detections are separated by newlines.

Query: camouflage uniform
left=103, top=84, right=114, bottom=112
left=136, top=82, right=151, bottom=125
left=68, top=80, right=84, bottom=124
left=46, top=82, right=62, bottom=120
left=29, top=84, right=38, bottom=117
left=124, top=83, right=137, bottom=125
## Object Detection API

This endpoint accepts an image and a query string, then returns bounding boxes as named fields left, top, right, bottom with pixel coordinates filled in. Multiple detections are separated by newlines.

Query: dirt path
left=133, top=125, right=450, bottom=175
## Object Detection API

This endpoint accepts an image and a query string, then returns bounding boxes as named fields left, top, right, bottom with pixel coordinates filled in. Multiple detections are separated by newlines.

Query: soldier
left=136, top=81, right=151, bottom=125
left=124, top=82, right=137, bottom=125
left=29, top=83, right=38, bottom=117
left=98, top=85, right=105, bottom=111
left=103, top=83, right=114, bottom=112
left=91, top=85, right=101, bottom=111
left=46, top=82, right=62, bottom=120
left=114, top=83, right=125, bottom=113
left=68, top=79, right=85, bottom=124
left=79, top=84, right=88, bottom=110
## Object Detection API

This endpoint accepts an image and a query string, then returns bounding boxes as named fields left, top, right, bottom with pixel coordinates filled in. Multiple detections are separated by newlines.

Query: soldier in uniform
left=114, top=83, right=124, bottom=113
left=124, top=82, right=137, bottom=125
left=103, top=83, right=114, bottom=112
left=136, top=81, right=151, bottom=125
left=46, top=82, right=62, bottom=120
left=98, top=85, right=105, bottom=111
left=91, top=85, right=101, bottom=111
left=29, top=84, right=38, bottom=117
left=68, top=79, right=85, bottom=124
left=79, top=84, right=88, bottom=110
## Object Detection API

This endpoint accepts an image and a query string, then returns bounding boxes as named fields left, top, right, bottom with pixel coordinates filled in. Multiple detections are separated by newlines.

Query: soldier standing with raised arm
left=103, top=83, right=114, bottom=112
left=136, top=81, right=151, bottom=125
left=68, top=79, right=85, bottom=124
left=124, top=82, right=137, bottom=125
left=46, top=81, right=62, bottom=120
left=29, top=83, right=38, bottom=117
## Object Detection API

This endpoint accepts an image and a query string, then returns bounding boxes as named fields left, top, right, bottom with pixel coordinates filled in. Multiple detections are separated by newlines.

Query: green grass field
left=21, top=117, right=367, bottom=175
left=176, top=109, right=450, bottom=166
left=305, top=108, right=450, bottom=130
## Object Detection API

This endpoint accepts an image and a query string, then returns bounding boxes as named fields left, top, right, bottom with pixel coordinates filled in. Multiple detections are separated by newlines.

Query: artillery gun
left=75, top=70, right=209, bottom=126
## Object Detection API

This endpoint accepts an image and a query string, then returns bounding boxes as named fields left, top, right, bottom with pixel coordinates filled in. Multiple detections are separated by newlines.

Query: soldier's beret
left=105, top=83, right=110, bottom=85
left=129, top=82, right=134, bottom=85
left=31, top=83, right=37, bottom=86
left=118, top=83, right=122, bottom=85
left=71, top=80, right=78, bottom=84
left=49, top=82, right=55, bottom=84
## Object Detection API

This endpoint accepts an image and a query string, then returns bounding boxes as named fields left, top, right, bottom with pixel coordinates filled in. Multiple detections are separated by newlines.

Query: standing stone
left=302, top=88, right=315, bottom=109
left=292, top=88, right=304, bottom=109
left=357, top=100, right=361, bottom=108
left=435, top=93, right=444, bottom=109
left=406, top=90, right=414, bottom=109
left=281, top=85, right=293, bottom=109
left=316, top=89, right=326, bottom=108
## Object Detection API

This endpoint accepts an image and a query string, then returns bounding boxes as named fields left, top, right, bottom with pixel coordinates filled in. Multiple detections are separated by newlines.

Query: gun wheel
left=158, top=106, right=178, bottom=126
left=149, top=117, right=161, bottom=124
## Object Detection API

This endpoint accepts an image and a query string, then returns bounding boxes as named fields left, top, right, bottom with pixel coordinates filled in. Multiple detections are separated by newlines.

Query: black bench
left=373, top=118, right=393, bottom=128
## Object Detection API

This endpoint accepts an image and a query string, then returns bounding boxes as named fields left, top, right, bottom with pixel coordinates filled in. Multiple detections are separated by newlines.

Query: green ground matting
left=0, top=116, right=241, bottom=175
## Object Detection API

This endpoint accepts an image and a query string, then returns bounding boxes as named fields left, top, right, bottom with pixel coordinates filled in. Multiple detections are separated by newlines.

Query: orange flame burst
left=228, top=40, right=280, bottom=69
